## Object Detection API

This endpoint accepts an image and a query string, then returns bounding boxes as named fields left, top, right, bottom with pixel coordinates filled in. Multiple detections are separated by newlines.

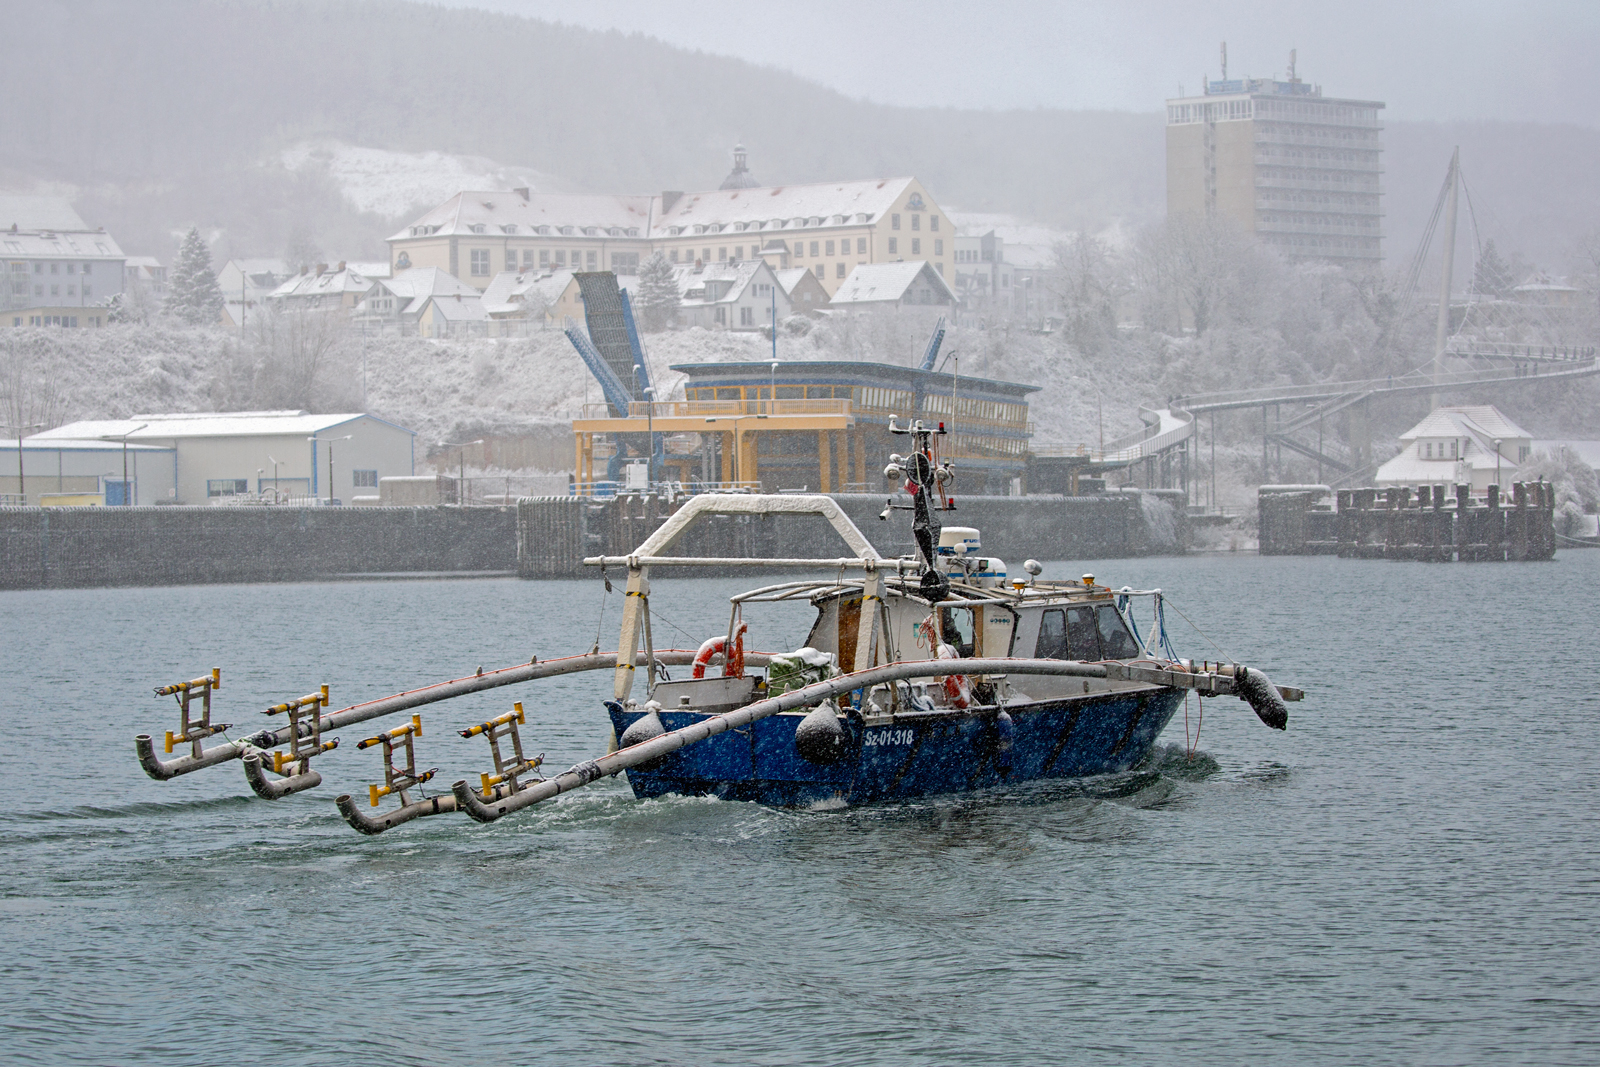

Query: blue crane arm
left=565, top=320, right=635, bottom=416
left=919, top=315, right=947, bottom=371
left=620, top=289, right=651, bottom=397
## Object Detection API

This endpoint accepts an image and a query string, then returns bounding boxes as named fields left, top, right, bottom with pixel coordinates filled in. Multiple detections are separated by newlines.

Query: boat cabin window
left=1036, top=604, right=1140, bottom=661
left=938, top=605, right=979, bottom=657
left=1096, top=604, right=1141, bottom=659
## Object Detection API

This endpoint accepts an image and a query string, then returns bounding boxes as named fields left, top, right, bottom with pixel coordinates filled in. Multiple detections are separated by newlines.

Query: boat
left=133, top=418, right=1300, bottom=834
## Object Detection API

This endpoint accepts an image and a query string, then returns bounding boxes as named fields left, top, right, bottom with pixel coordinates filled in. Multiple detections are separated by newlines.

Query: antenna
left=1220, top=41, right=1227, bottom=81
left=1289, top=48, right=1297, bottom=82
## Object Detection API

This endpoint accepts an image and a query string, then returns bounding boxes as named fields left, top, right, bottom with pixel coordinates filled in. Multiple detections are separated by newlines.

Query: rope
left=1161, top=595, right=1232, bottom=663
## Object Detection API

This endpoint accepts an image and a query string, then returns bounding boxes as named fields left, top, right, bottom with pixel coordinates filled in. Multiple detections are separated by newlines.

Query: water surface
left=2, top=553, right=1597, bottom=1065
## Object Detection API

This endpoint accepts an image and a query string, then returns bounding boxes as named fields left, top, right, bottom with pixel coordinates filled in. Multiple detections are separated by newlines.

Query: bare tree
left=0, top=332, right=66, bottom=439
left=241, top=307, right=357, bottom=411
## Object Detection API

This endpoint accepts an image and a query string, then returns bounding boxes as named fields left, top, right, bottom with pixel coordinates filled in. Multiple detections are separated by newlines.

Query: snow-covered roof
left=1, top=437, right=170, bottom=453
left=125, top=256, right=165, bottom=269
left=948, top=212, right=1072, bottom=268
left=390, top=191, right=653, bottom=242
left=0, top=196, right=87, bottom=232
left=345, top=260, right=391, bottom=279
left=391, top=177, right=927, bottom=243
left=830, top=261, right=955, bottom=306
left=270, top=267, right=378, bottom=299
left=480, top=269, right=575, bottom=316
left=673, top=260, right=769, bottom=306
left=372, top=266, right=480, bottom=314
left=1399, top=406, right=1531, bottom=444
left=30, top=411, right=412, bottom=442
left=773, top=268, right=818, bottom=295
left=422, top=293, right=489, bottom=322
left=655, top=177, right=914, bottom=234
left=0, top=229, right=124, bottom=259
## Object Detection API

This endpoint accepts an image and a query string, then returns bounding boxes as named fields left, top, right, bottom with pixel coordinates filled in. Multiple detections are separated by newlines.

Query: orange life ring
left=937, top=643, right=971, bottom=708
left=692, top=621, right=748, bottom=679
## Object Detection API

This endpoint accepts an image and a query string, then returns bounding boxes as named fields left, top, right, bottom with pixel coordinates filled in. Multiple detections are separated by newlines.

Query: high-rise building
left=1166, top=55, right=1385, bottom=267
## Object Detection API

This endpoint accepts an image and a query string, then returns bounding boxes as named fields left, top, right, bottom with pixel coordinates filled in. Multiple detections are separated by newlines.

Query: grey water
left=2, top=553, right=1598, bottom=1066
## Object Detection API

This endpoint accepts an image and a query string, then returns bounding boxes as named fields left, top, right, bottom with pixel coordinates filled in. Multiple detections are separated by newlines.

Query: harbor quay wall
left=0, top=505, right=519, bottom=590
left=0, top=492, right=1173, bottom=590
left=516, top=492, right=1170, bottom=579
left=1259, top=483, right=1557, bottom=561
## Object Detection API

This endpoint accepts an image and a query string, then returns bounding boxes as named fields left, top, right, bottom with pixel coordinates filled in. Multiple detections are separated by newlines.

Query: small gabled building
left=830, top=260, right=956, bottom=311
left=218, top=258, right=290, bottom=327
left=480, top=269, right=580, bottom=327
left=415, top=290, right=490, bottom=338
left=269, top=262, right=378, bottom=312
left=1375, top=405, right=1534, bottom=493
left=356, top=266, right=482, bottom=333
left=674, top=259, right=790, bottom=331
left=774, top=267, right=831, bottom=315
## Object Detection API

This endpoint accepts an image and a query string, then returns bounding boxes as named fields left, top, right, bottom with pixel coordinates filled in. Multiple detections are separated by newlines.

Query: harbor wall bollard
left=1282, top=480, right=1557, bottom=563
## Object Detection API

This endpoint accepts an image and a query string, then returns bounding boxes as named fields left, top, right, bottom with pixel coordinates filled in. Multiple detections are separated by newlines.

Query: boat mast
left=1430, top=147, right=1460, bottom=410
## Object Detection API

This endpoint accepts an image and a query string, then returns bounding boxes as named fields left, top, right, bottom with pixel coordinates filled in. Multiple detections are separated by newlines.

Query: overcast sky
left=412, top=0, right=1597, bottom=127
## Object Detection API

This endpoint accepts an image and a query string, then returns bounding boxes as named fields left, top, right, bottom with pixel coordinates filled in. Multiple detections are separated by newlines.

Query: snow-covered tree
left=633, top=252, right=680, bottom=332
left=166, top=227, right=225, bottom=326
left=1472, top=239, right=1515, bottom=298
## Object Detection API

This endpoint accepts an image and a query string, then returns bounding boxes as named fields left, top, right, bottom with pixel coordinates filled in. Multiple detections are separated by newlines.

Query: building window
left=934, top=239, right=943, bottom=255
left=82, top=262, right=92, bottom=274
left=740, top=306, right=753, bottom=326
left=836, top=263, right=846, bottom=278
left=718, top=247, right=727, bottom=261
left=825, top=240, right=835, bottom=256
left=587, top=251, right=597, bottom=269
left=353, top=469, right=378, bottom=488
left=83, top=284, right=91, bottom=297
left=470, top=249, right=490, bottom=275
left=935, top=263, right=944, bottom=276
left=857, top=238, right=867, bottom=254
left=50, top=284, right=59, bottom=296
left=815, top=265, right=825, bottom=279
left=670, top=249, right=679, bottom=263
left=506, top=250, right=517, bottom=270
left=541, top=250, right=551, bottom=266
left=733, top=247, right=743, bottom=261
left=911, top=214, right=921, bottom=231
left=911, top=239, right=921, bottom=254
left=793, top=242, right=803, bottom=258
left=702, top=248, right=711, bottom=262
left=715, top=307, right=726, bottom=325
left=930, top=216, right=939, bottom=231
left=207, top=478, right=250, bottom=498
left=555, top=251, right=565, bottom=266
left=809, top=242, right=818, bottom=257
left=892, top=214, right=901, bottom=230
left=888, top=238, right=898, bottom=255
left=522, top=250, right=536, bottom=267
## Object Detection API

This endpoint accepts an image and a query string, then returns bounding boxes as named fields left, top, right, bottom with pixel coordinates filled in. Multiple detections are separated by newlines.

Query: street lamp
left=5, top=421, right=44, bottom=504
left=439, top=438, right=484, bottom=506
left=309, top=433, right=352, bottom=505
left=704, top=412, right=767, bottom=486
left=267, top=455, right=280, bottom=503
left=119, top=423, right=148, bottom=506
left=1493, top=438, right=1503, bottom=490
left=642, top=387, right=656, bottom=486
left=770, top=361, right=779, bottom=414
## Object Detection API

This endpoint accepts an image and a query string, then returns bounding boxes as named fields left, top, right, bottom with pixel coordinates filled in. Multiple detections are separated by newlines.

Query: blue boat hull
left=606, top=686, right=1188, bottom=807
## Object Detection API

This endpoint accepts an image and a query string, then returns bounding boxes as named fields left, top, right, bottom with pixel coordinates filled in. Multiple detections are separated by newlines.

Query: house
left=0, top=436, right=175, bottom=506
left=29, top=410, right=416, bottom=505
left=1511, top=274, right=1582, bottom=309
left=124, top=256, right=168, bottom=295
left=1374, top=405, right=1534, bottom=493
left=386, top=151, right=952, bottom=299
left=415, top=290, right=490, bottom=339
left=480, top=269, right=580, bottom=327
left=356, top=266, right=483, bottom=333
left=217, top=258, right=290, bottom=327
left=829, top=261, right=956, bottom=311
left=774, top=267, right=831, bottom=315
left=0, top=195, right=125, bottom=328
left=674, top=260, right=791, bottom=331
left=268, top=262, right=378, bottom=311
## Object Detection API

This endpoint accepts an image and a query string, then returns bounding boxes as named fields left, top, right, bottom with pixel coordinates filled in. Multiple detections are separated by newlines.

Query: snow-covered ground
left=278, top=140, right=566, bottom=220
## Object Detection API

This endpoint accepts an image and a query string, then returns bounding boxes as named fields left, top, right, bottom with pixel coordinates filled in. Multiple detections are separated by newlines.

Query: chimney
left=661, top=191, right=684, bottom=214
left=315, top=263, right=327, bottom=276
left=514, top=187, right=530, bottom=201
left=336, top=260, right=346, bottom=272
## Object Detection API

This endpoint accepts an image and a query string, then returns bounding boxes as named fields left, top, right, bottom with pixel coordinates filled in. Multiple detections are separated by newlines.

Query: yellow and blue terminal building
left=573, top=360, right=1037, bottom=496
